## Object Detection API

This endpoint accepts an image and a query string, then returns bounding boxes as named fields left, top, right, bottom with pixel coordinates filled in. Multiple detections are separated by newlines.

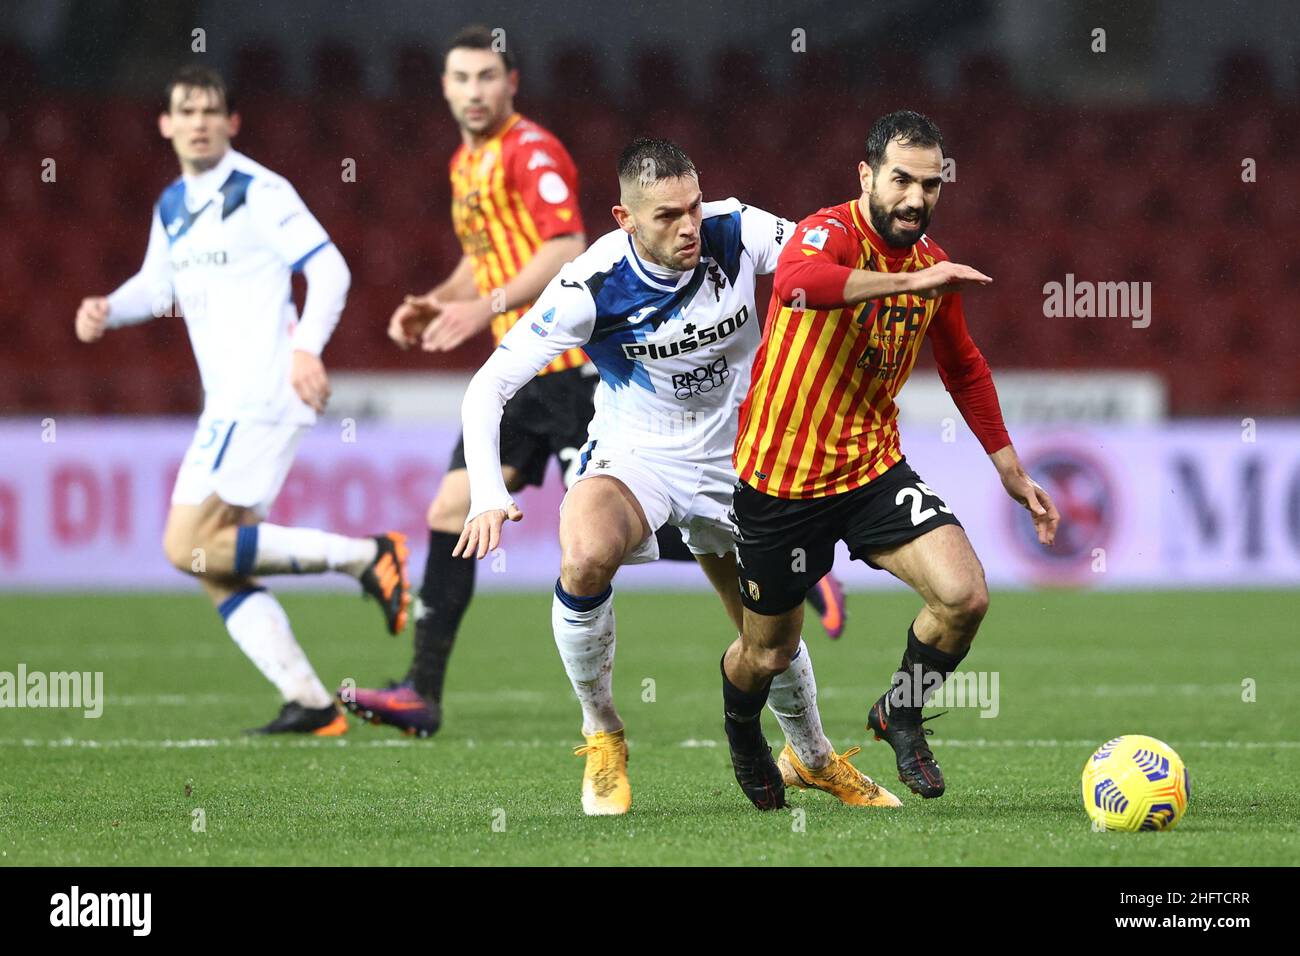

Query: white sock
left=221, top=588, right=332, bottom=708
left=551, top=582, right=620, bottom=734
left=238, top=523, right=377, bottom=577
left=767, top=639, right=833, bottom=770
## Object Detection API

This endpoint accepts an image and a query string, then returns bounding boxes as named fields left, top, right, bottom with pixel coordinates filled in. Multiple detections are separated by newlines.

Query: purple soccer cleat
left=805, top=572, right=847, bottom=640
left=339, top=680, right=440, bottom=738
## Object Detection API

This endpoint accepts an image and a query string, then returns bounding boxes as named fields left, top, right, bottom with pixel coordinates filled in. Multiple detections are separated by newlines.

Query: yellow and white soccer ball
left=1081, top=734, right=1190, bottom=832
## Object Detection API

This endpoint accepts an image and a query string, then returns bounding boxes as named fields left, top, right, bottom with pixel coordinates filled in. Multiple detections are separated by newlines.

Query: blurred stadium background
left=1, top=0, right=1297, bottom=593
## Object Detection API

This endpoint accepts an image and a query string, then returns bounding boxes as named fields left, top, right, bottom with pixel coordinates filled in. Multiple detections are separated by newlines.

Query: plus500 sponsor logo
left=620, top=305, right=750, bottom=361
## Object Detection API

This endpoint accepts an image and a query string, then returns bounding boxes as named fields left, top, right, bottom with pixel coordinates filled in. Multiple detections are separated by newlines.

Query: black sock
left=722, top=657, right=770, bottom=750
left=405, top=529, right=475, bottom=702
left=803, top=581, right=826, bottom=616
left=883, top=625, right=968, bottom=722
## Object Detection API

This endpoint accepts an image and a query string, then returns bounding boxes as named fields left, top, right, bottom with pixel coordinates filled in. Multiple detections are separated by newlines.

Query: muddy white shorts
left=567, top=442, right=738, bottom=563
left=171, top=413, right=307, bottom=517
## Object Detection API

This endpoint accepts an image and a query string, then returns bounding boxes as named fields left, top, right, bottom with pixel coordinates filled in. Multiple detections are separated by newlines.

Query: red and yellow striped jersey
left=734, top=198, right=1007, bottom=499
left=449, top=113, right=587, bottom=375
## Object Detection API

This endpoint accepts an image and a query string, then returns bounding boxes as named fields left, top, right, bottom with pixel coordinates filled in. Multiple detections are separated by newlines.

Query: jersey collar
left=849, top=198, right=926, bottom=265
left=182, top=149, right=239, bottom=207
left=625, top=234, right=694, bottom=292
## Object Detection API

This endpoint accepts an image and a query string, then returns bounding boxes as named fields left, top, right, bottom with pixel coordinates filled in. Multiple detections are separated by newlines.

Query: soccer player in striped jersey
left=74, top=67, right=410, bottom=735
left=345, top=26, right=590, bottom=737
left=725, top=111, right=1060, bottom=801
left=455, top=139, right=898, bottom=814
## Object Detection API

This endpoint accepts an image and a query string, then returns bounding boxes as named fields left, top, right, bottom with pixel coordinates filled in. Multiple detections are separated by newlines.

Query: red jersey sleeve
left=505, top=130, right=585, bottom=241
left=773, top=209, right=859, bottom=307
left=928, top=291, right=1012, bottom=454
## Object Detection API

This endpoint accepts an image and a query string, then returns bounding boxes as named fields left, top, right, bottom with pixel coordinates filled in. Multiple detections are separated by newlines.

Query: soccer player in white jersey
left=454, top=139, right=900, bottom=814
left=73, top=66, right=411, bottom=735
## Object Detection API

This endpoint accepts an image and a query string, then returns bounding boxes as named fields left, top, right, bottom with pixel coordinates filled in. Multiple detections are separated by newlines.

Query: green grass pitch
left=0, top=589, right=1296, bottom=866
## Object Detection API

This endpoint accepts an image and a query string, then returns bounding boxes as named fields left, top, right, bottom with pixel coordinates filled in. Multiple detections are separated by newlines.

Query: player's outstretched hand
left=453, top=504, right=524, bottom=560
left=907, top=261, right=992, bottom=300
left=421, top=298, right=493, bottom=353
left=291, top=350, right=331, bottom=413
left=1001, top=470, right=1060, bottom=546
left=388, top=294, right=441, bottom=349
left=75, top=296, right=110, bottom=343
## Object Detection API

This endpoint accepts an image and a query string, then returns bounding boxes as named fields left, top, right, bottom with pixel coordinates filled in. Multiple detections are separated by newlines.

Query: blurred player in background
left=349, top=26, right=848, bottom=739
left=723, top=111, right=1059, bottom=803
left=74, top=66, right=411, bottom=735
left=456, top=139, right=898, bottom=814
left=347, top=25, right=589, bottom=736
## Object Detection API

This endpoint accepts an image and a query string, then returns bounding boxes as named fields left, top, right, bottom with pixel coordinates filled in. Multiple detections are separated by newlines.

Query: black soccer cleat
left=247, top=701, right=348, bottom=736
left=359, top=532, right=411, bottom=636
left=725, top=720, right=788, bottom=811
left=867, top=697, right=946, bottom=798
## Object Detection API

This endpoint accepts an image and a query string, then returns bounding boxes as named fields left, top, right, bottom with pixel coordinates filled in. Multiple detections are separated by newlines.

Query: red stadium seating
left=1, top=76, right=1296, bottom=417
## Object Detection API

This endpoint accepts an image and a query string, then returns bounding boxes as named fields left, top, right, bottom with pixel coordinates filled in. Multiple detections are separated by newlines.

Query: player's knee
left=162, top=533, right=197, bottom=574
left=560, top=540, right=621, bottom=595
left=427, top=489, right=469, bottom=532
left=751, top=642, right=798, bottom=677
left=938, top=580, right=989, bottom=634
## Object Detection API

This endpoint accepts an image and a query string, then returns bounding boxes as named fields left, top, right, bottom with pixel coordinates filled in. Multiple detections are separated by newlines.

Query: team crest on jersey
left=706, top=262, right=727, bottom=300
left=802, top=226, right=829, bottom=250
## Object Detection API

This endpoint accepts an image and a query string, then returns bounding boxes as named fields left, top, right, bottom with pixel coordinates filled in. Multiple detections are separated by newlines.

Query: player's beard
left=458, top=103, right=500, bottom=136
left=867, top=190, right=931, bottom=249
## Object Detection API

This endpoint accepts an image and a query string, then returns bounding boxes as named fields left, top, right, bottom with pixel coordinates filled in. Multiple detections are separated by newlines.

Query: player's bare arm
left=453, top=501, right=524, bottom=559
left=290, top=350, right=331, bottom=413
left=839, top=260, right=992, bottom=305
left=74, top=296, right=110, bottom=342
left=990, top=445, right=1059, bottom=546
left=421, top=233, right=585, bottom=352
left=388, top=256, right=474, bottom=348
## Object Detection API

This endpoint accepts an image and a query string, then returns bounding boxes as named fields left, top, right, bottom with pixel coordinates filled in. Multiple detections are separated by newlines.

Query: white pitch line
left=106, top=689, right=552, bottom=706
left=2, top=737, right=1299, bottom=750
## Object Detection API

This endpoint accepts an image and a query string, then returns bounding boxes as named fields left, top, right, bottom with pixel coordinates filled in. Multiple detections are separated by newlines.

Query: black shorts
left=731, top=458, right=962, bottom=616
left=448, top=366, right=596, bottom=489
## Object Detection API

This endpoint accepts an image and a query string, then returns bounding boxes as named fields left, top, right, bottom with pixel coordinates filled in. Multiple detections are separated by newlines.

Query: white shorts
left=567, top=443, right=738, bottom=564
left=171, top=413, right=306, bottom=517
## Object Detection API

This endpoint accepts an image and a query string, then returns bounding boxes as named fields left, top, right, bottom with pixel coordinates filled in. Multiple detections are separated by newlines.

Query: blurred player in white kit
left=74, top=66, right=411, bottom=734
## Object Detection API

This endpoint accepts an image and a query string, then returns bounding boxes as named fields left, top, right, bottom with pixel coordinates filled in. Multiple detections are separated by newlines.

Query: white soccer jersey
left=112, top=149, right=335, bottom=424
left=463, top=198, right=793, bottom=518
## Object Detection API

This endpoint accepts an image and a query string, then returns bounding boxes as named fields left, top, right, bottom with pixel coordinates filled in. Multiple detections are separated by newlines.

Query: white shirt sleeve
left=106, top=209, right=174, bottom=327
left=461, top=268, right=596, bottom=521
left=291, top=242, right=350, bottom=356
left=247, top=177, right=331, bottom=269
left=740, top=202, right=795, bottom=277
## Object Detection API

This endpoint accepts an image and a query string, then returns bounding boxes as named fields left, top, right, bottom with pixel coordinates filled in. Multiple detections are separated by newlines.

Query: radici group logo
left=1008, top=446, right=1118, bottom=583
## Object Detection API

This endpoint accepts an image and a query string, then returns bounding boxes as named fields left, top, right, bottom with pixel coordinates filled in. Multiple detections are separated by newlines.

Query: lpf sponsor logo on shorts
left=672, top=355, right=730, bottom=399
